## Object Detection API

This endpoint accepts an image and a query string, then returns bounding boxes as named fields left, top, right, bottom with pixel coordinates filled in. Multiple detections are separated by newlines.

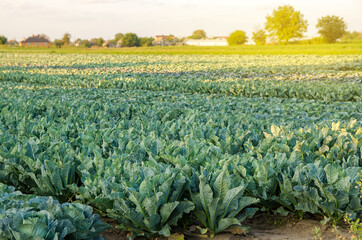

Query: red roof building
left=19, top=35, right=50, bottom=47
left=153, top=35, right=176, bottom=46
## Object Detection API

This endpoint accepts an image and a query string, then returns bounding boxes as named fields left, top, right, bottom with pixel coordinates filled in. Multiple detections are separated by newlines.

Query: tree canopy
left=140, top=37, right=154, bottom=47
left=39, top=34, right=49, bottom=40
left=227, top=30, right=248, bottom=45
left=0, top=36, right=7, bottom=45
left=81, top=40, right=90, bottom=48
left=166, top=35, right=175, bottom=43
left=189, top=30, right=206, bottom=39
left=252, top=30, right=267, bottom=45
left=54, top=39, right=63, bottom=48
left=62, top=33, right=71, bottom=46
left=122, top=33, right=140, bottom=47
left=96, top=38, right=105, bottom=46
left=316, top=15, right=347, bottom=43
left=265, top=5, right=308, bottom=44
left=89, top=38, right=104, bottom=46
left=114, top=33, right=124, bottom=42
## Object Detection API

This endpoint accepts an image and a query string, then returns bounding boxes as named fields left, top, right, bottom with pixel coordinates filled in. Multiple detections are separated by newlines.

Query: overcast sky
left=0, top=0, right=361, bottom=41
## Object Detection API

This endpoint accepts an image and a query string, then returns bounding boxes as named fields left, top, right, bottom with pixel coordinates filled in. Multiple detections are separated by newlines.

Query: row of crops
left=0, top=53, right=361, bottom=239
left=0, top=54, right=361, bottom=102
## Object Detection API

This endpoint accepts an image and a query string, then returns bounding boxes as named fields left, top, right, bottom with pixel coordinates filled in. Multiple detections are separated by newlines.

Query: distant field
left=1, top=43, right=362, bottom=55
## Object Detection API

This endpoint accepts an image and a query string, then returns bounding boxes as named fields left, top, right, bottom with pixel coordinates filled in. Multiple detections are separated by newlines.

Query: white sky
left=0, top=0, right=361, bottom=41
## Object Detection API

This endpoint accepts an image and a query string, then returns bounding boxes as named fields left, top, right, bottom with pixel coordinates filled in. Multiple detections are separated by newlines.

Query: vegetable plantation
left=0, top=53, right=361, bottom=239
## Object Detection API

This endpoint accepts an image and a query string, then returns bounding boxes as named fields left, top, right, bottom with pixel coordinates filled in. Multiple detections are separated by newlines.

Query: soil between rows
left=100, top=213, right=352, bottom=240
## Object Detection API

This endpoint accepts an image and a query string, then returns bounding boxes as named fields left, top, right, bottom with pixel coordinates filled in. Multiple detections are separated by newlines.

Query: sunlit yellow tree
left=316, top=15, right=347, bottom=43
left=265, top=5, right=308, bottom=44
left=227, top=30, right=248, bottom=45
left=189, top=30, right=206, bottom=39
left=252, top=29, right=267, bottom=45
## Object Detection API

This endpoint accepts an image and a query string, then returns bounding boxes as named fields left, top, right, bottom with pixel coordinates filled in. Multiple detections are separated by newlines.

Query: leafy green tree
left=166, top=35, right=175, bottom=43
left=81, top=40, right=90, bottom=48
left=140, top=37, right=154, bottom=47
left=0, top=35, right=7, bottom=44
left=39, top=34, right=49, bottom=40
left=96, top=38, right=105, bottom=46
left=252, top=29, right=267, bottom=45
left=316, top=15, right=347, bottom=43
left=89, top=38, right=104, bottom=47
left=122, top=33, right=140, bottom=47
left=114, top=33, right=123, bottom=42
left=189, top=30, right=206, bottom=39
left=54, top=39, right=64, bottom=48
left=62, top=33, right=71, bottom=46
left=227, top=30, right=248, bottom=45
left=265, top=5, right=308, bottom=44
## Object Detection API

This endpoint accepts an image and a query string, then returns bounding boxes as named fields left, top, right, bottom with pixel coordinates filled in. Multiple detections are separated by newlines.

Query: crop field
left=0, top=52, right=361, bottom=239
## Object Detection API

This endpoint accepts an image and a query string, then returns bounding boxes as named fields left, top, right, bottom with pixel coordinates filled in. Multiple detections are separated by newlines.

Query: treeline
left=54, top=33, right=168, bottom=48
left=43, top=30, right=216, bottom=48
left=1, top=5, right=362, bottom=47
left=245, top=5, right=362, bottom=45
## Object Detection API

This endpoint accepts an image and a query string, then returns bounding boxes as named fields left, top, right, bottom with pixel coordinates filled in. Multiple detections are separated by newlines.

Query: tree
left=39, top=34, right=49, bottom=40
left=114, top=33, right=124, bottom=42
left=54, top=39, right=64, bottom=48
left=316, top=15, right=347, bottom=43
left=89, top=38, right=104, bottom=47
left=166, top=35, right=175, bottom=43
left=81, top=40, right=90, bottom=48
left=96, top=38, right=104, bottom=46
left=252, top=29, right=267, bottom=45
left=189, top=30, right=206, bottom=39
left=0, top=36, right=7, bottom=44
left=140, top=37, right=154, bottom=47
left=265, top=5, right=308, bottom=44
left=122, top=33, right=140, bottom=47
left=227, top=30, right=248, bottom=45
left=62, top=33, right=71, bottom=46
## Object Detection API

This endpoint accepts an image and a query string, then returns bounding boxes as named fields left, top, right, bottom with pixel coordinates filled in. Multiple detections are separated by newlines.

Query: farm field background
left=0, top=48, right=361, bottom=239
left=1, top=43, right=362, bottom=55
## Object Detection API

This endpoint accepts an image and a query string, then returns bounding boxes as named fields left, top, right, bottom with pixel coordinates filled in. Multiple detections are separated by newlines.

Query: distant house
left=103, top=41, right=115, bottom=48
left=183, top=37, right=228, bottom=46
left=153, top=35, right=176, bottom=46
left=8, top=40, right=19, bottom=46
left=116, top=39, right=123, bottom=48
left=74, top=39, right=82, bottom=47
left=19, top=35, right=50, bottom=47
left=89, top=38, right=99, bottom=47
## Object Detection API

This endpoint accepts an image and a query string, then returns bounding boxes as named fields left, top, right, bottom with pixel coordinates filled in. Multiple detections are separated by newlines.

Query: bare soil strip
left=101, top=214, right=352, bottom=240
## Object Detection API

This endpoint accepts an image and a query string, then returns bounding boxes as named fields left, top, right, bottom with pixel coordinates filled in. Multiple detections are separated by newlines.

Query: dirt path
left=100, top=214, right=352, bottom=240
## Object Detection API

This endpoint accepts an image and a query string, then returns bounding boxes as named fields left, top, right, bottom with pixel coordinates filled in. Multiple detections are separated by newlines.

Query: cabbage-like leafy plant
left=189, top=168, right=259, bottom=237
left=279, top=163, right=362, bottom=223
left=107, top=167, right=194, bottom=238
left=0, top=183, right=109, bottom=240
left=0, top=138, right=79, bottom=202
